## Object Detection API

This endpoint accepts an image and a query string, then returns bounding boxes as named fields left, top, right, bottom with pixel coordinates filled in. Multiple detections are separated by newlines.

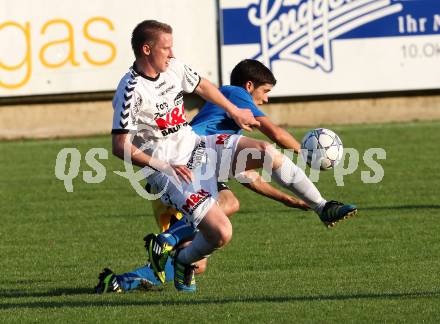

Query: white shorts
left=147, top=134, right=241, bottom=228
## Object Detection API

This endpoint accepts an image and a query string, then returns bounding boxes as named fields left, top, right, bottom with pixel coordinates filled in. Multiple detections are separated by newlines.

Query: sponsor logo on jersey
left=159, top=122, right=188, bottom=136
left=154, top=106, right=188, bottom=136
left=156, top=101, right=169, bottom=111
left=181, top=189, right=211, bottom=215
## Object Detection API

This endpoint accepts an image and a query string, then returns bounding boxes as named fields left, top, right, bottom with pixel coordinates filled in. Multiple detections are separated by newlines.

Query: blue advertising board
left=220, top=0, right=440, bottom=96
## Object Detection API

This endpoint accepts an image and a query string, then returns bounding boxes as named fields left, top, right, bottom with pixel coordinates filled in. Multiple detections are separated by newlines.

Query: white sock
left=272, top=155, right=326, bottom=214
left=176, top=232, right=216, bottom=265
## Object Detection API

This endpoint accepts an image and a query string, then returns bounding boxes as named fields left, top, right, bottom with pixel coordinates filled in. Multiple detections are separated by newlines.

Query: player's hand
left=170, top=164, right=193, bottom=184
left=230, top=108, right=260, bottom=131
left=153, top=161, right=193, bottom=185
left=283, top=196, right=311, bottom=211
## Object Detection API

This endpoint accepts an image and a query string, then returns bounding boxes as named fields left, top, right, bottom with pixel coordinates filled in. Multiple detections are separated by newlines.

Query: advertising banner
left=0, top=0, right=217, bottom=97
left=220, top=0, right=440, bottom=96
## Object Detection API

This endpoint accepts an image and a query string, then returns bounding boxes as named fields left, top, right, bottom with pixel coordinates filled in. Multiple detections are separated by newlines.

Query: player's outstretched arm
left=236, top=170, right=310, bottom=211
left=112, top=133, right=192, bottom=184
left=195, top=78, right=260, bottom=131
left=256, top=116, right=301, bottom=153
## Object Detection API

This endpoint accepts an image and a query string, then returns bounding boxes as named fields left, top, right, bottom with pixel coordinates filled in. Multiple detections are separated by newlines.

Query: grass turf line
left=0, top=121, right=439, bottom=322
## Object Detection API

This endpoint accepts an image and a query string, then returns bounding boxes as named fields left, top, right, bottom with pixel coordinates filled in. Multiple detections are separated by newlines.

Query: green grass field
left=1, top=121, right=440, bottom=323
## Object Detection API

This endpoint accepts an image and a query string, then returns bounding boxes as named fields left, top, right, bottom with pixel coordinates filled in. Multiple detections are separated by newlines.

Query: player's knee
left=213, top=222, right=232, bottom=248
left=261, top=141, right=284, bottom=168
left=218, top=228, right=232, bottom=247
left=258, top=141, right=279, bottom=160
left=255, top=140, right=271, bottom=153
left=200, top=206, right=233, bottom=247
left=221, top=221, right=233, bottom=246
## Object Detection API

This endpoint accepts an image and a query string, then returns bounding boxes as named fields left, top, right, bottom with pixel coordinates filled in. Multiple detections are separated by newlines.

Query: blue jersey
left=190, top=85, right=265, bottom=135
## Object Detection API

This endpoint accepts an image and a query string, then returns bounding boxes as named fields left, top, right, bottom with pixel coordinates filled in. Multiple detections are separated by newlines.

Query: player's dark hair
left=131, top=20, right=173, bottom=58
left=230, top=59, right=277, bottom=88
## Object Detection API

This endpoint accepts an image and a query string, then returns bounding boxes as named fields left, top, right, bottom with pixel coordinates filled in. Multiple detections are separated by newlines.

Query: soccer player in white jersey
left=95, top=20, right=357, bottom=293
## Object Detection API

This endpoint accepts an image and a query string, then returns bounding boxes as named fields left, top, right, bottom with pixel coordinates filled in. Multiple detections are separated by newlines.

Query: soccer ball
left=300, top=128, right=343, bottom=170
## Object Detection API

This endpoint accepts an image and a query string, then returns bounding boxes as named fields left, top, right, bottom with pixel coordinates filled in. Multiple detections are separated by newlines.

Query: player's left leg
left=97, top=194, right=185, bottom=293
left=95, top=268, right=123, bottom=294
left=113, top=262, right=168, bottom=291
left=104, top=244, right=208, bottom=293
left=115, top=188, right=214, bottom=292
left=95, top=258, right=176, bottom=294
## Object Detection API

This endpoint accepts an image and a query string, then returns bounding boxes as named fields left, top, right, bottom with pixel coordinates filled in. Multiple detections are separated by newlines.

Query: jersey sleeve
left=169, top=58, right=201, bottom=93
left=111, top=80, right=141, bottom=133
left=229, top=89, right=266, bottom=118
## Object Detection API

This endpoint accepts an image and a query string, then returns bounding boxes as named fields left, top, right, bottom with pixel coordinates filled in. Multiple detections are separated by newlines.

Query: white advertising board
left=220, top=0, right=440, bottom=97
left=0, top=0, right=218, bottom=97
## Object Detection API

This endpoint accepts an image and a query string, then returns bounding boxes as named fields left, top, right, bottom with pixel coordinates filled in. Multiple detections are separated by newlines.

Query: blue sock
left=116, top=264, right=161, bottom=291
left=115, top=258, right=175, bottom=291
left=158, top=218, right=196, bottom=247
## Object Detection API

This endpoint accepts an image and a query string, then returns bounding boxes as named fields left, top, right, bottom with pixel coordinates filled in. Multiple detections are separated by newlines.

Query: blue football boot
left=319, top=200, right=357, bottom=228
left=173, top=249, right=196, bottom=292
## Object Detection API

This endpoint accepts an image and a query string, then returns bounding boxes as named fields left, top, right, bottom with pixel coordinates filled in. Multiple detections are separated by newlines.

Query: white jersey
left=112, top=58, right=201, bottom=165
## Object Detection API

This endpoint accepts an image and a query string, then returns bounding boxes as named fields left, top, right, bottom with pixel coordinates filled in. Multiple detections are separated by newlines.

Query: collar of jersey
left=131, top=63, right=160, bottom=82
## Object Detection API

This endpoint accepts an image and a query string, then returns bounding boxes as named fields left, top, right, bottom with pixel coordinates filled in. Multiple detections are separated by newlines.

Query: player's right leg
left=232, top=136, right=357, bottom=227
left=172, top=202, right=232, bottom=292
left=144, top=167, right=226, bottom=290
left=144, top=182, right=235, bottom=286
left=146, top=202, right=231, bottom=291
left=155, top=182, right=238, bottom=246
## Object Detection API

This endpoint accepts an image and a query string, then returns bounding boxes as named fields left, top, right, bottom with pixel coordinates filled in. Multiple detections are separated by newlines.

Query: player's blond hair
left=131, top=20, right=173, bottom=58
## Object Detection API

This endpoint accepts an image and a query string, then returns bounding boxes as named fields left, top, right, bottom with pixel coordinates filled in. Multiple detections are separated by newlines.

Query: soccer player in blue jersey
left=95, top=59, right=355, bottom=293
left=189, top=59, right=311, bottom=216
